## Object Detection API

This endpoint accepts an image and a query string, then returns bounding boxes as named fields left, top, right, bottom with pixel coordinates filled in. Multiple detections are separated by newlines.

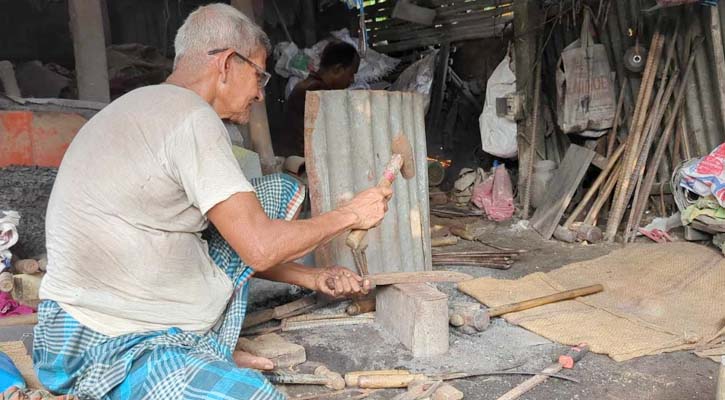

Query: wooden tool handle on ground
left=357, top=373, right=427, bottom=389
left=346, top=154, right=403, bottom=250
left=488, top=284, right=603, bottom=318
left=345, top=370, right=410, bottom=387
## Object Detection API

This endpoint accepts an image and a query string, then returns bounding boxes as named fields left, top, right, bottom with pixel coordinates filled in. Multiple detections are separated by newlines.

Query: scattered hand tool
left=345, top=135, right=416, bottom=278
left=355, top=369, right=579, bottom=389
left=473, top=284, right=603, bottom=331
left=263, top=365, right=345, bottom=390
left=496, top=344, right=589, bottom=400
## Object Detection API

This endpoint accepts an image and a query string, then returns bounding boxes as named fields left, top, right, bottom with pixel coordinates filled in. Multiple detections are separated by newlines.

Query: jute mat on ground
left=458, top=242, right=725, bottom=361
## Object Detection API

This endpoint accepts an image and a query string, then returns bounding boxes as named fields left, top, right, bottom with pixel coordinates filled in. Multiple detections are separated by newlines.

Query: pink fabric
left=472, top=165, right=514, bottom=222
left=0, top=292, right=34, bottom=317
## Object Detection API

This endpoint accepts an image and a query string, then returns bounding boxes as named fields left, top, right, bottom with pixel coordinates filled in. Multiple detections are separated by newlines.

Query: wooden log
left=0, top=272, right=13, bottom=292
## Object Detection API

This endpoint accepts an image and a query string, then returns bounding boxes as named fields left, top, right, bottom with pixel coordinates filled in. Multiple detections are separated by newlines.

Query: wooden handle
left=344, top=370, right=409, bottom=387
left=357, top=373, right=427, bottom=389
left=488, top=284, right=603, bottom=318
left=346, top=154, right=404, bottom=251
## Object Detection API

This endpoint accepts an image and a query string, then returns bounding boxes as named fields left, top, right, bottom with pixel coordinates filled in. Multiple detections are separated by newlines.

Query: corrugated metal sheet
left=304, top=90, right=432, bottom=274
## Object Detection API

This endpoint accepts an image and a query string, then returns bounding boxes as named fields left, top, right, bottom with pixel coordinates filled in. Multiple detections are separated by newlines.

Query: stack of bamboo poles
left=431, top=249, right=524, bottom=269
left=564, top=20, right=700, bottom=243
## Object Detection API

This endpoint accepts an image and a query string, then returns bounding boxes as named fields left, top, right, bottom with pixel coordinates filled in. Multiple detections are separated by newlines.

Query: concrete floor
left=252, top=218, right=719, bottom=400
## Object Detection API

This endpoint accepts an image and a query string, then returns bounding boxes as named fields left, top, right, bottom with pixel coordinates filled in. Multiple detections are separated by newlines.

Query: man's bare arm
left=207, top=187, right=391, bottom=272
left=255, top=262, right=369, bottom=297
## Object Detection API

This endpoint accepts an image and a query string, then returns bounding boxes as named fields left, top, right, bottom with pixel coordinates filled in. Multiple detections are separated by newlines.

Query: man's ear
left=217, top=51, right=234, bottom=84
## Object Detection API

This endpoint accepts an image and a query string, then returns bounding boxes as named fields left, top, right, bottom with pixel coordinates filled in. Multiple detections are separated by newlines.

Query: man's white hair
left=174, top=3, right=271, bottom=69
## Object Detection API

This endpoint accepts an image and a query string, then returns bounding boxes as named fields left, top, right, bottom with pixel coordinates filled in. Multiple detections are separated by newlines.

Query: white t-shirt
left=40, top=84, right=255, bottom=337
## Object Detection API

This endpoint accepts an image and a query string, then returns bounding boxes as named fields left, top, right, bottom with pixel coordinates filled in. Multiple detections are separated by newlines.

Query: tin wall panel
left=304, top=90, right=431, bottom=274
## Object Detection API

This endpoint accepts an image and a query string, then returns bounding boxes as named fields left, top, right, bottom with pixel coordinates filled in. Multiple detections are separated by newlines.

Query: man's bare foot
left=233, top=350, right=274, bottom=370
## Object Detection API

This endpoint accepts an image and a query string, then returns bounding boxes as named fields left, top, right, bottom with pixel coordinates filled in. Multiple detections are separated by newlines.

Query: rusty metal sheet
left=304, top=90, right=431, bottom=274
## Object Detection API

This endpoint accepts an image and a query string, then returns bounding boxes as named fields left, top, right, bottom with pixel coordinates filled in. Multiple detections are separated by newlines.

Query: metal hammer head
left=391, top=135, right=416, bottom=180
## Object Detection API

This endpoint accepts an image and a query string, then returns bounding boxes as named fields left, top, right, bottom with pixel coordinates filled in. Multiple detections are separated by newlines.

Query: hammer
left=345, top=135, right=416, bottom=277
left=450, top=284, right=603, bottom=332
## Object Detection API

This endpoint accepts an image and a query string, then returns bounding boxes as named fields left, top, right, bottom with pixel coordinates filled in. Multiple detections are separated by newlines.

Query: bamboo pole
left=605, top=28, right=664, bottom=242
left=584, top=163, right=622, bottom=226
left=564, top=144, right=625, bottom=228
left=628, top=41, right=699, bottom=240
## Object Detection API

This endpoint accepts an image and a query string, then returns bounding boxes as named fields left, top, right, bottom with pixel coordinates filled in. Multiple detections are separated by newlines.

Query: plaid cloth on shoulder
left=32, top=174, right=305, bottom=400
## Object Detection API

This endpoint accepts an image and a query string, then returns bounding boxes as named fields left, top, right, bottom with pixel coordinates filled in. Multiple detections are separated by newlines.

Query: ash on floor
left=0, top=166, right=57, bottom=259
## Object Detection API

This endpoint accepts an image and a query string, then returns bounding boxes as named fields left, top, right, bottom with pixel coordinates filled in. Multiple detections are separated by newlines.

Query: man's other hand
left=339, top=187, right=393, bottom=230
left=314, top=266, right=371, bottom=298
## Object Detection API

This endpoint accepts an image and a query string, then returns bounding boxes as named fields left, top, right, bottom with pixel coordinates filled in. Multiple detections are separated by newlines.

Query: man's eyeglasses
left=208, top=48, right=271, bottom=89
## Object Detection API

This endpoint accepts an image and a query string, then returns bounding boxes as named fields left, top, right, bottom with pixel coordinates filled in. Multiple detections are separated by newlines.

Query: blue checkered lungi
left=32, top=174, right=306, bottom=400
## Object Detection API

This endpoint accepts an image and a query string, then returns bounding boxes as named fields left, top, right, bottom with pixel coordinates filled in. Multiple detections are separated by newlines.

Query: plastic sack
left=479, top=55, right=518, bottom=158
left=471, top=164, right=514, bottom=222
left=556, top=11, right=616, bottom=136
left=0, top=352, right=25, bottom=392
left=390, top=51, right=438, bottom=112
left=275, top=29, right=400, bottom=89
left=273, top=42, right=312, bottom=79
left=680, top=143, right=725, bottom=207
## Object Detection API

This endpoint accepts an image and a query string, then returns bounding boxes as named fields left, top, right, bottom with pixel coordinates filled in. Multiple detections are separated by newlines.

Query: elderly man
left=32, top=4, right=390, bottom=399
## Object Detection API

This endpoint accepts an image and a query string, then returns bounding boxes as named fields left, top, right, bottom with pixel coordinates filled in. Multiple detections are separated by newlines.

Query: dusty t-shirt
left=40, top=84, right=254, bottom=337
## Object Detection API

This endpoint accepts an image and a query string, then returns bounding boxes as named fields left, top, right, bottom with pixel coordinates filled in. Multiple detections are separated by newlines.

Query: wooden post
left=710, top=6, right=725, bottom=134
left=513, top=0, right=540, bottom=210
left=231, top=0, right=278, bottom=175
left=301, top=0, right=318, bottom=47
left=68, top=0, right=110, bottom=103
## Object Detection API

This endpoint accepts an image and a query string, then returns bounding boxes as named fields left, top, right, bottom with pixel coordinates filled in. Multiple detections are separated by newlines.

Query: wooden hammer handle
left=345, top=154, right=403, bottom=251
left=357, top=373, right=427, bottom=389
left=488, top=284, right=603, bottom=318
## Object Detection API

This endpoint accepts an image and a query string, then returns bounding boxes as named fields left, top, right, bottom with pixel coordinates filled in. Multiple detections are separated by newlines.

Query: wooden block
left=433, top=383, right=464, bottom=400
left=376, top=283, right=449, bottom=357
left=531, top=144, right=596, bottom=239
left=236, top=333, right=306, bottom=368
left=12, top=273, right=42, bottom=305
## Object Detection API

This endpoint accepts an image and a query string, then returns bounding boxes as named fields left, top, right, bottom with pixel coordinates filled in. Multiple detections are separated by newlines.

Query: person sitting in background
left=276, top=41, right=361, bottom=158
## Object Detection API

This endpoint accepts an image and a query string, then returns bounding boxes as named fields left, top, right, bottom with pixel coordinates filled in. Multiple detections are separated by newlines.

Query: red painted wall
left=0, top=111, right=87, bottom=168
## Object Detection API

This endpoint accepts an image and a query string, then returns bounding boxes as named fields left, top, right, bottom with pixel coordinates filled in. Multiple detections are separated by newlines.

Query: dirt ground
left=0, top=164, right=718, bottom=399
left=251, top=218, right=719, bottom=400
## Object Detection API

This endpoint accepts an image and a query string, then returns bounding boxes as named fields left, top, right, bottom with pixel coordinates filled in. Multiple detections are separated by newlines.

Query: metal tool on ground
left=263, top=365, right=345, bottom=390
left=473, top=284, right=603, bottom=331
left=345, top=135, right=416, bottom=277
left=496, top=344, right=589, bottom=400
left=355, top=369, right=580, bottom=389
